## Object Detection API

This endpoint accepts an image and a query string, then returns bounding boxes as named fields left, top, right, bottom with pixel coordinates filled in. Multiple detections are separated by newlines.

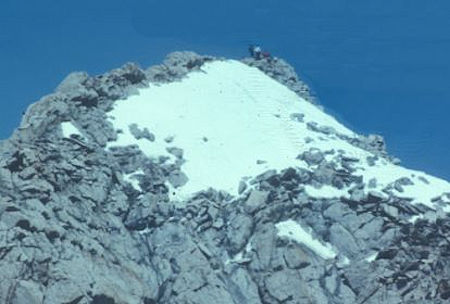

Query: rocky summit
left=1, top=51, right=450, bottom=304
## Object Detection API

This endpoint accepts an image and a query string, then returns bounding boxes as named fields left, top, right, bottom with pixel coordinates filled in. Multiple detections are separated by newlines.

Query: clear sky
left=1, top=0, right=449, bottom=180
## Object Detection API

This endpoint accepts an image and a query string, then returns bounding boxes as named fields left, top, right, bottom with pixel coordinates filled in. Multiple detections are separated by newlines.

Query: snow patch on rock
left=61, top=121, right=83, bottom=139
left=123, top=169, right=144, bottom=192
left=304, top=184, right=349, bottom=199
left=275, top=219, right=337, bottom=260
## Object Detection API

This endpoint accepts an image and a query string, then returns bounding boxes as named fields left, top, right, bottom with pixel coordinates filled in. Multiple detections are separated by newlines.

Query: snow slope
left=106, top=59, right=450, bottom=212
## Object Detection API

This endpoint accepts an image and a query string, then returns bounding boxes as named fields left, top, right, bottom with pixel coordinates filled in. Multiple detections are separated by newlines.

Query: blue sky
left=1, top=0, right=449, bottom=180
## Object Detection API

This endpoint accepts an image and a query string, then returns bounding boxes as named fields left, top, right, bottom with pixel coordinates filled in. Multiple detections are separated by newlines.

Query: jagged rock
left=166, top=146, right=183, bottom=159
left=283, top=244, right=311, bottom=269
left=329, top=222, right=360, bottom=258
left=376, top=247, right=398, bottom=260
left=312, top=163, right=335, bottom=185
left=146, top=51, right=215, bottom=83
left=290, top=113, right=304, bottom=122
left=241, top=56, right=318, bottom=104
left=115, top=62, right=147, bottom=84
left=382, top=204, right=399, bottom=218
left=244, top=189, right=269, bottom=214
left=307, top=121, right=336, bottom=135
left=250, top=224, right=276, bottom=271
left=367, top=190, right=387, bottom=203
left=297, top=148, right=325, bottom=165
left=168, top=170, right=188, bottom=188
left=56, top=71, right=99, bottom=107
left=129, top=123, right=155, bottom=141
left=237, top=180, right=247, bottom=194
left=227, top=267, right=261, bottom=304
left=264, top=270, right=311, bottom=303
left=12, top=94, right=70, bottom=142
left=226, top=213, right=253, bottom=254
left=1, top=51, right=449, bottom=304
left=124, top=194, right=159, bottom=230
left=7, top=281, right=43, bottom=304
left=91, top=62, right=147, bottom=102
left=366, top=134, right=386, bottom=152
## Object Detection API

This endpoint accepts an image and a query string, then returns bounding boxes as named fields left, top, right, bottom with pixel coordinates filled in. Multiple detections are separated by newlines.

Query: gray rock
left=366, top=155, right=378, bottom=166
left=289, top=113, right=304, bottom=122
left=382, top=204, right=399, bottom=218
left=244, top=189, right=269, bottom=214
left=129, top=123, right=155, bottom=141
left=227, top=213, right=253, bottom=254
left=366, top=134, right=386, bottom=152
left=418, top=176, right=430, bottom=184
left=56, top=71, right=99, bottom=107
left=12, top=94, right=70, bottom=143
left=283, top=244, right=311, bottom=269
left=55, top=71, right=89, bottom=92
left=368, top=177, right=377, bottom=188
left=10, top=280, right=43, bottom=304
left=242, top=56, right=318, bottom=104
left=250, top=224, right=276, bottom=271
left=147, top=51, right=215, bottom=82
left=354, top=216, right=384, bottom=242
left=238, top=180, right=247, bottom=194
left=367, top=190, right=387, bottom=203
left=227, top=267, right=261, bottom=304
left=264, top=270, right=311, bottom=302
left=168, top=170, right=188, bottom=188
left=312, top=163, right=335, bottom=185
left=323, top=202, right=351, bottom=222
left=307, top=121, right=336, bottom=135
left=166, top=146, right=184, bottom=159
left=329, top=223, right=360, bottom=258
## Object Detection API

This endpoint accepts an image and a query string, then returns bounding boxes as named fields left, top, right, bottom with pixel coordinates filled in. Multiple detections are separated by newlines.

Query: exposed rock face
left=0, top=51, right=449, bottom=304
left=241, top=56, right=318, bottom=105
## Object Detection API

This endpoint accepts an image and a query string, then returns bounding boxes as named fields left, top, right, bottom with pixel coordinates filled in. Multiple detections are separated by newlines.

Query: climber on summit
left=249, top=45, right=262, bottom=60
left=249, top=45, right=273, bottom=61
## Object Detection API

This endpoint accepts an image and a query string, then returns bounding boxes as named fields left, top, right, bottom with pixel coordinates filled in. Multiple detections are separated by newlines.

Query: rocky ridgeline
left=0, top=52, right=449, bottom=303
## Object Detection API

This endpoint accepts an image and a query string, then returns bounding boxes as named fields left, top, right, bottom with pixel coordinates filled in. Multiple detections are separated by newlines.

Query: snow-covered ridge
left=106, top=59, right=450, bottom=212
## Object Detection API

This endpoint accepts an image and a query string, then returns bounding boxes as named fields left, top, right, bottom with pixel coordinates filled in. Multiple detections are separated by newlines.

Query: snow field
left=105, top=59, right=450, bottom=209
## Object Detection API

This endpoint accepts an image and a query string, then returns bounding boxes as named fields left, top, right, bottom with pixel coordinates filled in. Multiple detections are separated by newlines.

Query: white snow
left=340, top=255, right=351, bottom=266
left=408, top=214, right=424, bottom=223
left=226, top=239, right=253, bottom=265
left=123, top=169, right=144, bottom=192
left=365, top=252, right=378, bottom=263
left=444, top=204, right=450, bottom=213
left=304, top=185, right=349, bottom=199
left=355, top=161, right=450, bottom=209
left=106, top=59, right=450, bottom=209
left=275, top=219, right=337, bottom=260
left=61, top=121, right=83, bottom=139
left=108, top=60, right=346, bottom=200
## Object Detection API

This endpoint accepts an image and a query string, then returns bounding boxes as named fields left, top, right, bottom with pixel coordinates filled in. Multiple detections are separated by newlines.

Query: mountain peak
left=1, top=51, right=449, bottom=303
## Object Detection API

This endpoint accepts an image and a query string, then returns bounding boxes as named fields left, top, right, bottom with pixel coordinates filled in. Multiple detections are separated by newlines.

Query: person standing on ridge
left=249, top=45, right=262, bottom=60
